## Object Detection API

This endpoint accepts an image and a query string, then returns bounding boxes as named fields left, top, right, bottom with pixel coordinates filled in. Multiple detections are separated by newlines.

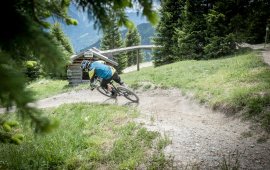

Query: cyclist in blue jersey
left=81, top=60, right=124, bottom=97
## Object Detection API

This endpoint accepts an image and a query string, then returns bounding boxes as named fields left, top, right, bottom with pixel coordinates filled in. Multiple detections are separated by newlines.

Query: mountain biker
left=81, top=60, right=124, bottom=97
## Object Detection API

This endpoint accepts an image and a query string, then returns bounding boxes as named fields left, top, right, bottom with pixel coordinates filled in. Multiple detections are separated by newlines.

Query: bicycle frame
left=95, top=77, right=139, bottom=103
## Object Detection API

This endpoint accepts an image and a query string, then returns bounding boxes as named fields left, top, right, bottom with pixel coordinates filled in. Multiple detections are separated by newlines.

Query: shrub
left=204, top=34, right=237, bottom=59
left=176, top=30, right=205, bottom=60
left=23, top=61, right=40, bottom=81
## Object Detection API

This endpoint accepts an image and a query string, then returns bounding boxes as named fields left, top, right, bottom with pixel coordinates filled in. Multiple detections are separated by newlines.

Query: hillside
left=122, top=50, right=270, bottom=130
left=121, top=23, right=155, bottom=45
left=23, top=49, right=270, bottom=169
left=57, top=4, right=151, bottom=52
left=79, top=23, right=155, bottom=52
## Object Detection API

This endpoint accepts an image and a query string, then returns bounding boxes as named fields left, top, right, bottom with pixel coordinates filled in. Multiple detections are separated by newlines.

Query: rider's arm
left=89, top=69, right=96, bottom=90
left=89, top=68, right=95, bottom=83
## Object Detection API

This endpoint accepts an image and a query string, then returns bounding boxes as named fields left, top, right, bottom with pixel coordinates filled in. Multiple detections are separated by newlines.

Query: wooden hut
left=67, top=49, right=118, bottom=85
left=67, top=45, right=157, bottom=85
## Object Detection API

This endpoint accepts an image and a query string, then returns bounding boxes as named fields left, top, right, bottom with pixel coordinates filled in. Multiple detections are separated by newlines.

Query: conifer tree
left=125, top=27, right=143, bottom=66
left=0, top=0, right=158, bottom=143
left=176, top=0, right=208, bottom=60
left=100, top=17, right=127, bottom=73
left=50, top=22, right=75, bottom=78
left=51, top=22, right=74, bottom=56
left=0, top=0, right=75, bottom=142
left=153, top=0, right=184, bottom=66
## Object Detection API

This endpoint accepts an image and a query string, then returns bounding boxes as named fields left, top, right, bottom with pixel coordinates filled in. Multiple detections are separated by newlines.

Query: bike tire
left=97, top=86, right=112, bottom=97
left=117, top=86, right=139, bottom=103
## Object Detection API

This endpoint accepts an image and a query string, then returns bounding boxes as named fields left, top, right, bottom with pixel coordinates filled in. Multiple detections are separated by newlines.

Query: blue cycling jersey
left=89, top=61, right=113, bottom=80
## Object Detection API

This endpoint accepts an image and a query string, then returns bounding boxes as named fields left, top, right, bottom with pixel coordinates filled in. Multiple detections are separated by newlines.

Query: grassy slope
left=0, top=103, right=170, bottom=169
left=27, top=79, right=88, bottom=99
left=122, top=51, right=270, bottom=129
left=27, top=51, right=270, bottom=129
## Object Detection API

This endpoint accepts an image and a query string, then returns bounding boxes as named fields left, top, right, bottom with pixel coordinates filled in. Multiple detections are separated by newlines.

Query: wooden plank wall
left=67, top=58, right=90, bottom=85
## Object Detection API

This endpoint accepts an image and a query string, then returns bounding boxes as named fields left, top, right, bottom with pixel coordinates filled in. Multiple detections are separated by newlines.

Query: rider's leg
left=101, top=79, right=111, bottom=92
left=101, top=78, right=116, bottom=97
left=112, top=72, right=124, bottom=85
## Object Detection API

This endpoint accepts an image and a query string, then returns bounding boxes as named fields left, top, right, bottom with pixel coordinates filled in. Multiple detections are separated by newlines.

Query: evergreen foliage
left=211, top=0, right=270, bottom=44
left=0, top=0, right=158, bottom=143
left=23, top=61, right=41, bottom=81
left=50, top=22, right=75, bottom=78
left=125, top=27, right=143, bottom=66
left=86, top=23, right=155, bottom=50
left=0, top=0, right=73, bottom=143
left=153, top=0, right=270, bottom=66
left=153, top=0, right=184, bottom=66
left=100, top=16, right=127, bottom=73
left=51, top=22, right=75, bottom=56
left=73, top=0, right=158, bottom=29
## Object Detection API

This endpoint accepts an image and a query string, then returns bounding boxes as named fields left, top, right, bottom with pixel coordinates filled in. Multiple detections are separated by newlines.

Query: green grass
left=26, top=51, right=270, bottom=129
left=27, top=79, right=88, bottom=99
left=0, top=103, right=171, bottom=169
left=122, top=51, right=270, bottom=130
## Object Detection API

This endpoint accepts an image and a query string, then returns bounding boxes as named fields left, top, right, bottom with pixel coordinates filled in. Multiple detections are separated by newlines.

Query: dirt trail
left=136, top=89, right=270, bottom=169
left=34, top=87, right=270, bottom=169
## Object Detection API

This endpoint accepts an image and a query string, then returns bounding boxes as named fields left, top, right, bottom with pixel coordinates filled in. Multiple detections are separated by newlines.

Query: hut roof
left=70, top=45, right=159, bottom=67
left=71, top=49, right=118, bottom=66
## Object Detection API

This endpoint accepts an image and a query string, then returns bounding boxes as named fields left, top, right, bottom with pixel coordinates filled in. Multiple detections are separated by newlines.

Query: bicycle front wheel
left=97, top=86, right=112, bottom=97
left=117, top=86, right=139, bottom=103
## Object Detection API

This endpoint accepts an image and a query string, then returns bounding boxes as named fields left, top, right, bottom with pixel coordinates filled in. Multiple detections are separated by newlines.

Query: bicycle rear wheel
left=117, top=86, right=139, bottom=103
left=97, top=86, right=112, bottom=97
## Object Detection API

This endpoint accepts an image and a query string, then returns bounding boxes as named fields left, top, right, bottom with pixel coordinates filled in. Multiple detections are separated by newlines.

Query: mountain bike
left=95, top=79, right=139, bottom=103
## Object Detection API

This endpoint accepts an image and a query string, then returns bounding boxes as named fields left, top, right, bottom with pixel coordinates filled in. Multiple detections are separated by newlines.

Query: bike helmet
left=81, top=60, right=91, bottom=70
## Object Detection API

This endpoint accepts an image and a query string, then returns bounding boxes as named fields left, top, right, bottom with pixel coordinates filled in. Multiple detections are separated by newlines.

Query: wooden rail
left=70, top=45, right=159, bottom=68
left=100, top=45, right=158, bottom=55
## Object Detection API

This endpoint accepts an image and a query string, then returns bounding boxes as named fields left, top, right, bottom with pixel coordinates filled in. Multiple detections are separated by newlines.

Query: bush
left=23, top=61, right=40, bottom=81
left=176, top=30, right=205, bottom=60
left=204, top=34, right=237, bottom=59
